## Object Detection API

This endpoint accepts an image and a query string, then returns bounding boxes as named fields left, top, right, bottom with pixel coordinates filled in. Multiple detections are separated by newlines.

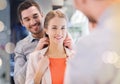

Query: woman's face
left=45, top=17, right=67, bottom=45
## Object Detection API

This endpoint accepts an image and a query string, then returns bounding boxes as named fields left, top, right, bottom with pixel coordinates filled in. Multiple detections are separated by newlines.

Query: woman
left=25, top=9, right=73, bottom=84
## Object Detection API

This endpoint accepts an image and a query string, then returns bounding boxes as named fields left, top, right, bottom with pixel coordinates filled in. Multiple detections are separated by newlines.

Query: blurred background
left=0, top=0, right=89, bottom=84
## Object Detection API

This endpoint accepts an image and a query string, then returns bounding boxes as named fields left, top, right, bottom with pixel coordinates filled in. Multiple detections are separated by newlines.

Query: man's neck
left=32, top=30, right=44, bottom=39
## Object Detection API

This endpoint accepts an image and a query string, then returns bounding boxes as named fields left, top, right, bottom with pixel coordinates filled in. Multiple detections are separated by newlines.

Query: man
left=14, top=1, right=45, bottom=84
left=14, top=0, right=72, bottom=84
left=64, top=0, right=120, bottom=84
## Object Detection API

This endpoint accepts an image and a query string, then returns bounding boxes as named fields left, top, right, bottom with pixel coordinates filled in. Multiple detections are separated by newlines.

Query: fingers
left=38, top=37, right=49, bottom=44
left=64, top=39, right=72, bottom=49
left=64, top=35, right=73, bottom=50
left=35, top=37, right=49, bottom=51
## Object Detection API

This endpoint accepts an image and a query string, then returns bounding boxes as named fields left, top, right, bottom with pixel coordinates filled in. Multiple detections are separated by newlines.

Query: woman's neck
left=47, top=43, right=66, bottom=58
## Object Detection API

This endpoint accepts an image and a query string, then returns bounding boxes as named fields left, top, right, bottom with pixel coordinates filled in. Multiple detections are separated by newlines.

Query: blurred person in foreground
left=65, top=0, right=120, bottom=84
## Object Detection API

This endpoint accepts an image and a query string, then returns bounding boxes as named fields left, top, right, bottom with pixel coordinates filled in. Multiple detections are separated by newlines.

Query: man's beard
left=88, top=15, right=97, bottom=24
left=31, top=22, right=43, bottom=34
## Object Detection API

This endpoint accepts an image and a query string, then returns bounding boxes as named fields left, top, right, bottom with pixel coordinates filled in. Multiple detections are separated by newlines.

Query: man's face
left=20, top=6, right=43, bottom=35
left=74, top=0, right=109, bottom=23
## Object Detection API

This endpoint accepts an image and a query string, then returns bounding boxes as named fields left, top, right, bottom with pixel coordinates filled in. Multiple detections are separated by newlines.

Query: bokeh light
left=5, top=42, right=15, bottom=54
left=0, top=0, right=7, bottom=10
left=0, top=21, right=5, bottom=32
left=0, top=58, right=2, bottom=68
left=114, top=58, right=120, bottom=69
left=102, top=51, right=119, bottom=64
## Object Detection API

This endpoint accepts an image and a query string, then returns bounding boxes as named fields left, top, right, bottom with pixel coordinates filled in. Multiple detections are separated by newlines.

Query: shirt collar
left=37, top=47, right=74, bottom=58
left=28, top=34, right=39, bottom=42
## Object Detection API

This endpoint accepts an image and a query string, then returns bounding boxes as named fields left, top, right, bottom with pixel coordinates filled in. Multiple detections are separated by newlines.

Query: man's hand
left=35, top=37, right=49, bottom=51
left=64, top=33, right=73, bottom=50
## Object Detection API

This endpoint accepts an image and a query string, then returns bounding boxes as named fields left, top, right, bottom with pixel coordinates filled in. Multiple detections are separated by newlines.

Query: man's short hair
left=17, top=0, right=42, bottom=21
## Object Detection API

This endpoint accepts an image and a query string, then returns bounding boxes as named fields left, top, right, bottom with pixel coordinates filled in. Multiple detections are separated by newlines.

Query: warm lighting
left=0, top=21, right=5, bottom=32
left=5, top=42, right=15, bottom=54
left=62, top=7, right=68, bottom=12
left=52, top=0, right=64, bottom=6
left=0, top=58, right=2, bottom=68
left=0, top=0, right=7, bottom=10
left=102, top=51, right=119, bottom=64
left=71, top=10, right=85, bottom=25
left=114, top=58, right=120, bottom=68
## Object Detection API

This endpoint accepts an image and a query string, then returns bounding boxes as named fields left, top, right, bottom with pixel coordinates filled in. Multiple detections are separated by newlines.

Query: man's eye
left=24, top=19, right=30, bottom=22
left=33, top=15, right=38, bottom=19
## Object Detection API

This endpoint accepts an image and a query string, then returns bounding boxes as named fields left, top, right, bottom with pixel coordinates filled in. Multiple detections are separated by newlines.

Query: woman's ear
left=43, top=28, right=49, bottom=38
left=44, top=28, right=48, bottom=35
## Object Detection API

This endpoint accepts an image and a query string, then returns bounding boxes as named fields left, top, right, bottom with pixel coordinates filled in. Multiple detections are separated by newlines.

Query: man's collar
left=28, top=34, right=39, bottom=42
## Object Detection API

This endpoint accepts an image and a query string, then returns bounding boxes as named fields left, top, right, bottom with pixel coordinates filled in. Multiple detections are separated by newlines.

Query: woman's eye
left=62, top=27, right=65, bottom=29
left=52, top=27, right=57, bottom=29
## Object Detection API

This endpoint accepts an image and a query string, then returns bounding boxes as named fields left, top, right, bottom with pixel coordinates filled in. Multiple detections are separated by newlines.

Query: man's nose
left=30, top=19, right=36, bottom=25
